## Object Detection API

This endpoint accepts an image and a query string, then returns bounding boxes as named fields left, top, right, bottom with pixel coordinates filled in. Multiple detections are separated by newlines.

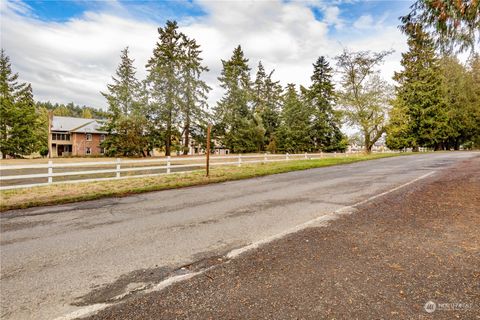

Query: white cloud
left=323, top=6, right=345, bottom=29
left=353, top=14, right=374, bottom=29
left=0, top=0, right=406, bottom=109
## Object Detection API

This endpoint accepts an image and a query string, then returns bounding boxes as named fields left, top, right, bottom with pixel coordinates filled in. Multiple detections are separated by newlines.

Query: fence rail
left=0, top=151, right=391, bottom=190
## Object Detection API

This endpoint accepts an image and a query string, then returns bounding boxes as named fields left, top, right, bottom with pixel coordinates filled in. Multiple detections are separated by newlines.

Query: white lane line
left=56, top=170, right=436, bottom=320
left=53, top=304, right=108, bottom=320
left=227, top=170, right=436, bottom=258
left=145, top=272, right=202, bottom=293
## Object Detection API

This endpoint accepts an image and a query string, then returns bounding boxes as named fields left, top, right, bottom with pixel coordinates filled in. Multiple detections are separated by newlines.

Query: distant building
left=188, top=137, right=230, bottom=155
left=49, top=116, right=107, bottom=157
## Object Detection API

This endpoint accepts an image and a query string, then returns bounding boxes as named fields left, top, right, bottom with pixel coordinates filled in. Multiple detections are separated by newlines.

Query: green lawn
left=0, top=153, right=408, bottom=212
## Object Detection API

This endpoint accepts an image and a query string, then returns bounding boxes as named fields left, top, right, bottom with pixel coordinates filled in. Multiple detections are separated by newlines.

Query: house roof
left=52, top=116, right=107, bottom=134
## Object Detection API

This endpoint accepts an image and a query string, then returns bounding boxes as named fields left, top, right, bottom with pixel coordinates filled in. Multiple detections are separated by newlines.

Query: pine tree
left=146, top=21, right=186, bottom=156
left=400, top=0, right=480, bottom=53
left=214, top=46, right=263, bottom=153
left=180, top=36, right=211, bottom=155
left=387, top=24, right=447, bottom=150
left=35, top=105, right=49, bottom=156
left=307, top=56, right=345, bottom=151
left=439, top=55, right=476, bottom=149
left=10, top=84, right=39, bottom=155
left=276, top=84, right=312, bottom=153
left=102, top=47, right=149, bottom=156
left=103, top=47, right=144, bottom=117
left=0, top=50, right=39, bottom=158
left=252, top=62, right=282, bottom=151
left=464, top=54, right=480, bottom=148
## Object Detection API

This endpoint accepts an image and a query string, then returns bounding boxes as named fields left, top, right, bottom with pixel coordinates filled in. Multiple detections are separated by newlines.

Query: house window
left=52, top=133, right=70, bottom=141
left=86, top=147, right=91, bottom=155
left=86, top=133, right=92, bottom=141
left=100, top=147, right=105, bottom=155
left=100, top=134, right=105, bottom=141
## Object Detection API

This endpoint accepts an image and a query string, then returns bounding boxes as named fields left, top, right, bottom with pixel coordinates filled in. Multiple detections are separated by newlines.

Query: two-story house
left=49, top=116, right=107, bottom=157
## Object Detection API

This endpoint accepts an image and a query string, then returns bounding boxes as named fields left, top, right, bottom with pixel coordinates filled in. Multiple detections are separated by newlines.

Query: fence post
left=286, top=152, right=290, bottom=161
left=48, top=160, right=53, bottom=184
left=116, top=158, right=121, bottom=178
left=167, top=156, right=171, bottom=174
left=304, top=152, right=307, bottom=160
left=264, top=152, right=267, bottom=164
left=320, top=151, right=324, bottom=159
left=334, top=151, right=337, bottom=158
left=238, top=153, right=242, bottom=167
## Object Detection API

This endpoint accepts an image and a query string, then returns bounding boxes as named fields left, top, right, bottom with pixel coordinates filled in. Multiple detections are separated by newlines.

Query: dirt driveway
left=83, top=156, right=480, bottom=319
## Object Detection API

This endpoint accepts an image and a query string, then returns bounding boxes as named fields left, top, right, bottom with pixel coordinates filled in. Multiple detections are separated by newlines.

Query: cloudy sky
left=1, top=0, right=413, bottom=109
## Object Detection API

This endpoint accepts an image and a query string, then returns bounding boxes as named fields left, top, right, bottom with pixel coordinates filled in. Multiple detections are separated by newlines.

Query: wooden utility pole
left=206, top=125, right=211, bottom=177
left=47, top=110, right=53, bottom=158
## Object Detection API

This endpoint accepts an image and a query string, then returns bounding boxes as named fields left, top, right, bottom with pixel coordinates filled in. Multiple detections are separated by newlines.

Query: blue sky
left=23, top=0, right=207, bottom=23
left=2, top=0, right=414, bottom=108
left=23, top=0, right=413, bottom=30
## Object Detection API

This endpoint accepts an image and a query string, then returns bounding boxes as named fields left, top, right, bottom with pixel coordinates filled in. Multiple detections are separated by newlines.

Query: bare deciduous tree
left=335, top=49, right=393, bottom=153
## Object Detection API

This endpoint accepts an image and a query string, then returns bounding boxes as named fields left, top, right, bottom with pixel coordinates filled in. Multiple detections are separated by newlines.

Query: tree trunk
left=454, top=140, right=460, bottom=150
left=165, top=127, right=171, bottom=156
left=165, top=110, right=172, bottom=156
left=364, top=133, right=372, bottom=154
left=183, top=116, right=190, bottom=156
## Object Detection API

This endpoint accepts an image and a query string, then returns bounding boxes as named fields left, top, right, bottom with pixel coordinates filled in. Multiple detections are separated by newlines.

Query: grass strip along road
left=0, top=153, right=405, bottom=211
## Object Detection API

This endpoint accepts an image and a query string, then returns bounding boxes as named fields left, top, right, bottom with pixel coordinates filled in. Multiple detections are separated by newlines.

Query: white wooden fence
left=0, top=151, right=372, bottom=190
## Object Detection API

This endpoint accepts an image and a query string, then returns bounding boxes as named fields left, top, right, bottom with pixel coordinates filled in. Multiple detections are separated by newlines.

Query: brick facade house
left=50, top=116, right=107, bottom=157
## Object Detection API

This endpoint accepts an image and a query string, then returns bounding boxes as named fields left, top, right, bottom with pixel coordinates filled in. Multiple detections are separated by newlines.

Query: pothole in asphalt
left=72, top=266, right=172, bottom=306
left=72, top=253, right=229, bottom=307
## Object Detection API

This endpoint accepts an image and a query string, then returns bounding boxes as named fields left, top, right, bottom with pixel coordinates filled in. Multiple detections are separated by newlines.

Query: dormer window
left=86, top=133, right=92, bottom=141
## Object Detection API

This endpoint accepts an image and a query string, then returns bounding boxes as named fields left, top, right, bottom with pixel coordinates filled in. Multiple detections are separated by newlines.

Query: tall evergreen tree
left=146, top=21, right=186, bottom=156
left=252, top=62, right=282, bottom=151
left=214, top=46, right=264, bottom=153
left=276, top=84, right=312, bottom=153
left=439, top=55, right=478, bottom=149
left=386, top=25, right=447, bottom=150
left=180, top=36, right=211, bottom=155
left=464, top=54, right=480, bottom=148
left=0, top=50, right=39, bottom=158
left=102, top=47, right=150, bottom=156
left=401, top=0, right=480, bottom=53
left=307, top=56, right=345, bottom=151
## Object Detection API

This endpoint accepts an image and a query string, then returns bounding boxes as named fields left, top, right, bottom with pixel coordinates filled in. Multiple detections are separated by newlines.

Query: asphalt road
left=0, top=152, right=477, bottom=320
left=86, top=154, right=480, bottom=320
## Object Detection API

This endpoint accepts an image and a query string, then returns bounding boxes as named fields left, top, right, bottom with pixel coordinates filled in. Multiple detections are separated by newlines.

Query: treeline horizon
left=1, top=19, right=479, bottom=158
